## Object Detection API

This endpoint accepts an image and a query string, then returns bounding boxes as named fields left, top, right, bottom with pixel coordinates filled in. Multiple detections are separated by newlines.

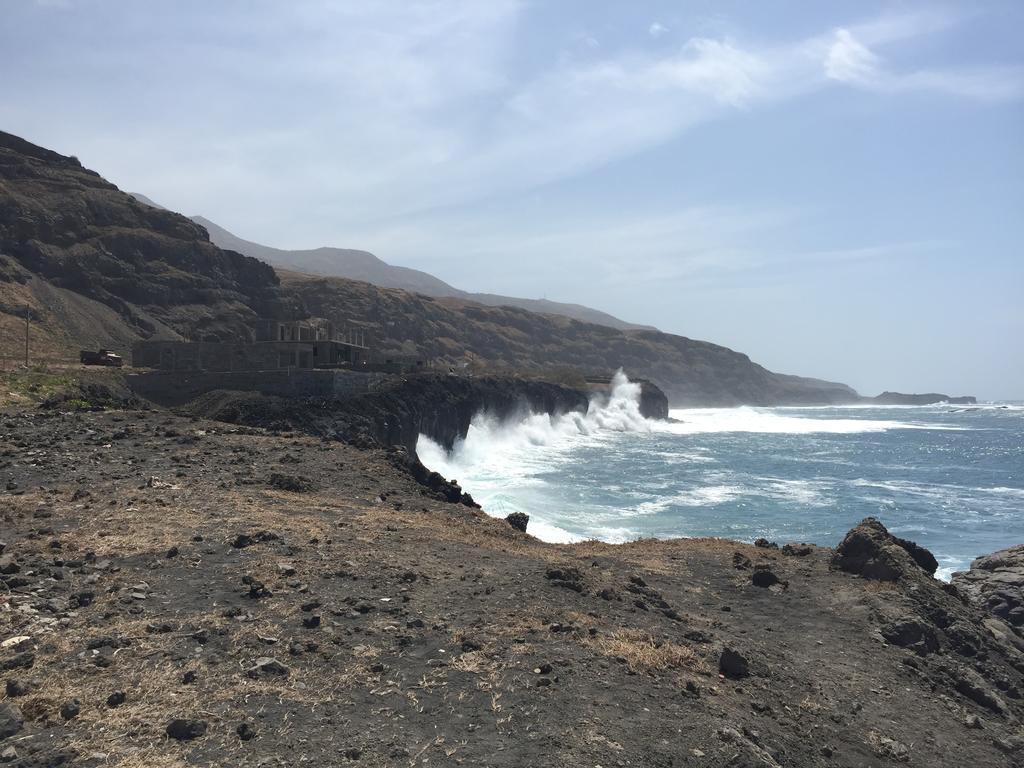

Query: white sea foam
left=851, top=478, right=1024, bottom=502
left=417, top=370, right=657, bottom=542
left=417, top=375, right=999, bottom=547
left=664, top=406, right=964, bottom=434
left=526, top=519, right=585, bottom=544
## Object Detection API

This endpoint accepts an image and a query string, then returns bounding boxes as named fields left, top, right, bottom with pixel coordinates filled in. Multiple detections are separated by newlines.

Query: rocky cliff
left=952, top=545, right=1024, bottom=637
left=281, top=271, right=860, bottom=406
left=0, top=131, right=300, bottom=351
left=191, top=374, right=593, bottom=457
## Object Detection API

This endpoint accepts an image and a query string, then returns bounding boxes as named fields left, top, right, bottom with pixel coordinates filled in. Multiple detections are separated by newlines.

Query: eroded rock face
left=0, top=130, right=301, bottom=342
left=952, top=544, right=1024, bottom=632
left=831, top=517, right=937, bottom=581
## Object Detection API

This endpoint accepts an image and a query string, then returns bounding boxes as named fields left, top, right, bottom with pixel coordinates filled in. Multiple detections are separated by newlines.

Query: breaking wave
left=416, top=376, right=1021, bottom=573
left=416, top=369, right=654, bottom=482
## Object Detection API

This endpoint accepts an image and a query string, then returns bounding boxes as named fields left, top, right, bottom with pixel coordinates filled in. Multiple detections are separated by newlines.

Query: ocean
left=417, top=373, right=1024, bottom=580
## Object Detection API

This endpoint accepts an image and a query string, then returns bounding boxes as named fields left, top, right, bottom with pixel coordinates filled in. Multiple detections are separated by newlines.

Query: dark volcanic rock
left=166, top=718, right=207, bottom=741
left=636, top=380, right=669, bottom=420
left=268, top=473, right=314, bottom=493
left=4, top=680, right=30, bottom=698
left=198, top=374, right=590, bottom=458
left=751, top=567, right=782, bottom=588
left=545, top=566, right=585, bottom=594
left=952, top=544, right=1024, bottom=632
left=0, top=704, right=23, bottom=740
left=505, top=512, right=529, bottom=533
left=832, top=518, right=937, bottom=581
left=0, top=130, right=301, bottom=344
left=892, top=535, right=939, bottom=576
left=245, top=657, right=290, bottom=679
left=719, top=647, right=750, bottom=679
left=782, top=543, right=812, bottom=557
left=881, top=618, right=940, bottom=655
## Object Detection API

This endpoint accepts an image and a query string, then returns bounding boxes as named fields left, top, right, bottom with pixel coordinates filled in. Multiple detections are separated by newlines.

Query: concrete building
left=132, top=318, right=369, bottom=372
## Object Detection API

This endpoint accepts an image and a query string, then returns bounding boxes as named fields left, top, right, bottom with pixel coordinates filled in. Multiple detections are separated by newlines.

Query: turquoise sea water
left=418, top=378, right=1023, bottom=580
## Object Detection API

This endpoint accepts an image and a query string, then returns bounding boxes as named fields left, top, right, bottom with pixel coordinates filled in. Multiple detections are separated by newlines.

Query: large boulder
left=832, top=518, right=937, bottom=581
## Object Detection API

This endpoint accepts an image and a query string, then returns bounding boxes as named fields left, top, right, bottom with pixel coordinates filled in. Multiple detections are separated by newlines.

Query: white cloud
left=823, top=26, right=1023, bottom=102
left=825, top=28, right=879, bottom=85
left=649, top=22, right=669, bottom=38
left=8, top=3, right=1019, bottom=247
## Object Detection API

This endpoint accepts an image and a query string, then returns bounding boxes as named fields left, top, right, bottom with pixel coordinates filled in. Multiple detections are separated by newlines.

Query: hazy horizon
left=3, top=0, right=1021, bottom=398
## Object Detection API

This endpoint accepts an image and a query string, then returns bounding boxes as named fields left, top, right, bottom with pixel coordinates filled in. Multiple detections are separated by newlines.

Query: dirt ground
left=1, top=407, right=1022, bottom=767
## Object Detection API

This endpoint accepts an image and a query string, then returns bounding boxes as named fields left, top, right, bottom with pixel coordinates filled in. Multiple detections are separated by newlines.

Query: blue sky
left=3, top=1, right=1022, bottom=397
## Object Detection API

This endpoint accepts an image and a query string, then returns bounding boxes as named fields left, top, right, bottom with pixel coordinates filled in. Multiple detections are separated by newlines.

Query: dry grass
left=587, top=629, right=706, bottom=674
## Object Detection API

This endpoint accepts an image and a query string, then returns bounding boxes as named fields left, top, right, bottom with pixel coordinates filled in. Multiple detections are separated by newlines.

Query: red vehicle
left=79, top=349, right=124, bottom=367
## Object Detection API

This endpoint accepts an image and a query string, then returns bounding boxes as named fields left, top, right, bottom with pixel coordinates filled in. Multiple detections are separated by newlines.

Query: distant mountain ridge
left=130, top=193, right=649, bottom=331
left=0, top=132, right=862, bottom=405
left=129, top=203, right=650, bottom=332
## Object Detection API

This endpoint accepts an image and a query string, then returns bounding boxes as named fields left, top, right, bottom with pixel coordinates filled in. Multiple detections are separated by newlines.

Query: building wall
left=132, top=340, right=368, bottom=371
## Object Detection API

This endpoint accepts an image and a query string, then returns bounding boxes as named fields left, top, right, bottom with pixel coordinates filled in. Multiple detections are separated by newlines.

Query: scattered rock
left=106, top=691, right=126, bottom=708
left=246, top=579, right=272, bottom=599
left=245, top=657, right=290, bottom=679
left=166, top=718, right=207, bottom=741
left=232, top=531, right=280, bottom=548
left=782, top=543, right=812, bottom=557
left=754, top=538, right=778, bottom=549
left=4, top=680, right=30, bottom=698
left=0, top=704, right=23, bottom=740
left=545, top=566, right=585, bottom=593
left=719, top=647, right=750, bottom=679
left=751, top=567, right=782, bottom=588
left=868, top=731, right=910, bottom=762
left=59, top=699, right=81, bottom=721
left=881, top=617, right=940, bottom=656
left=237, top=722, right=257, bottom=741
left=268, top=473, right=314, bottom=493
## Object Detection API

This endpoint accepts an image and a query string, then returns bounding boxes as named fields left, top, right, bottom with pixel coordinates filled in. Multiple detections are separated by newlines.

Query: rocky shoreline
left=0, top=396, right=1022, bottom=767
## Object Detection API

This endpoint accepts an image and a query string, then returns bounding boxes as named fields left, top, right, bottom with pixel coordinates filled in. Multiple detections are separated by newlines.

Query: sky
left=2, top=0, right=1022, bottom=398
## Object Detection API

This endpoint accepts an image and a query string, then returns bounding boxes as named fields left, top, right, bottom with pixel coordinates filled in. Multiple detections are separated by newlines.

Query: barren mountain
left=2, top=131, right=857, bottom=405
left=185, top=211, right=654, bottom=332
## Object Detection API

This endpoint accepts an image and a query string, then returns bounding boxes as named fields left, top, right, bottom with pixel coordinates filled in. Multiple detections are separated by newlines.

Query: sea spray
left=417, top=385, right=1022, bottom=578
left=416, top=369, right=656, bottom=477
